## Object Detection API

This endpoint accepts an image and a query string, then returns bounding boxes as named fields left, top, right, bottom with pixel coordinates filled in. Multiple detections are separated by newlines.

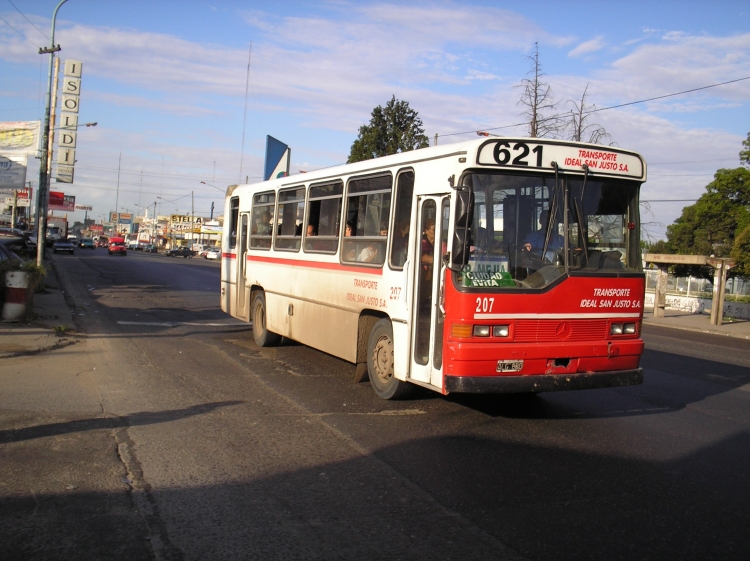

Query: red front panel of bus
left=441, top=273, right=645, bottom=390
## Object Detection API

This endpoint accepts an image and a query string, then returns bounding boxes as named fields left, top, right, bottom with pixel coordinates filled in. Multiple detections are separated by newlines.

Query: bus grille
left=513, top=320, right=609, bottom=342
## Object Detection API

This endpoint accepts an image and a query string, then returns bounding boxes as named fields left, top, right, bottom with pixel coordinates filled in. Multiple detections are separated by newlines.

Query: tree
left=731, top=224, right=750, bottom=276
left=516, top=42, right=560, bottom=138
left=566, top=84, right=613, bottom=145
left=740, top=131, right=750, bottom=166
left=665, top=167, right=750, bottom=278
left=347, top=96, right=429, bottom=163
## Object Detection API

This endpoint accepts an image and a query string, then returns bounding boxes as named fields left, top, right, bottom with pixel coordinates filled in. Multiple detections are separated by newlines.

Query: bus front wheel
left=251, top=292, right=281, bottom=347
left=367, top=318, right=413, bottom=400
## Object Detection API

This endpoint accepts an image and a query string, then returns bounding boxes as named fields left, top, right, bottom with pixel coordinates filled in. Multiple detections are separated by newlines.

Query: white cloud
left=568, top=36, right=606, bottom=58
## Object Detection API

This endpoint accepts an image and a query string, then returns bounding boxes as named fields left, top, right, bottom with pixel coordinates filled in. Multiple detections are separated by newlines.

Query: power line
left=0, top=12, right=39, bottom=48
left=440, top=76, right=750, bottom=138
left=6, top=0, right=49, bottom=41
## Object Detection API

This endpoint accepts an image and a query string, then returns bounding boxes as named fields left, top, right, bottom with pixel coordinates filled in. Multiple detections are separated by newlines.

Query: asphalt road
left=3, top=248, right=749, bottom=561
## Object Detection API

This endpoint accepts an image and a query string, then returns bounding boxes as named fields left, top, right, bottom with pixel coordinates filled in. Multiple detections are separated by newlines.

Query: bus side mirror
left=451, top=189, right=473, bottom=270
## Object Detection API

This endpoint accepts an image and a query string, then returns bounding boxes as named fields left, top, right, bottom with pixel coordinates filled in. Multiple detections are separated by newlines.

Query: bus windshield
left=457, top=171, right=641, bottom=290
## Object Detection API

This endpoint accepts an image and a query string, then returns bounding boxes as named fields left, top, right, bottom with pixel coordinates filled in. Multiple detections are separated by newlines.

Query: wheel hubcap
left=373, top=335, right=393, bottom=383
left=254, top=303, right=264, bottom=333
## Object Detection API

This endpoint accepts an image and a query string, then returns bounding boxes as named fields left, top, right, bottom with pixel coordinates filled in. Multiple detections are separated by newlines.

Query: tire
left=367, top=318, right=413, bottom=400
left=251, top=292, right=281, bottom=347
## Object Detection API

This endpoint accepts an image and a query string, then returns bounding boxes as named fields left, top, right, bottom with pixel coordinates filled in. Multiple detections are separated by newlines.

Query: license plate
left=497, top=360, right=523, bottom=373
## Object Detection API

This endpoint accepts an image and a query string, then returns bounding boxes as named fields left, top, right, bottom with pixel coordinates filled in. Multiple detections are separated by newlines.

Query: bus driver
left=523, top=209, right=563, bottom=254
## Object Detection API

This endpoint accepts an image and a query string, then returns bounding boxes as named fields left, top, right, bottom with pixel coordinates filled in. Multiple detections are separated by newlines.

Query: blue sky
left=1, top=0, right=749, bottom=239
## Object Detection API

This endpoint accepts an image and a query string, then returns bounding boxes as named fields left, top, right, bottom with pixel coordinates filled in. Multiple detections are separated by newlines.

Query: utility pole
left=114, top=151, right=121, bottom=232
left=11, top=189, right=18, bottom=229
left=191, top=190, right=195, bottom=248
left=35, top=0, right=67, bottom=267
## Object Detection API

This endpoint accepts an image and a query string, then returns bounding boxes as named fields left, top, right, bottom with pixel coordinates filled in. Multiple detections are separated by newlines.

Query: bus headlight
left=624, top=323, right=636, bottom=334
left=610, top=323, right=623, bottom=335
left=493, top=325, right=510, bottom=337
left=473, top=325, right=490, bottom=337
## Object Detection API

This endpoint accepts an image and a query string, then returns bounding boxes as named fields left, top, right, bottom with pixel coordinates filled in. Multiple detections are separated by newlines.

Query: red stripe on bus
left=247, top=254, right=383, bottom=275
left=222, top=252, right=236, bottom=259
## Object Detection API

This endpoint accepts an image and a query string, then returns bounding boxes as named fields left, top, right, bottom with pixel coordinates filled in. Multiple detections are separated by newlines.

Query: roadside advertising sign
left=118, top=213, right=132, bottom=225
left=0, top=121, right=41, bottom=156
left=0, top=185, right=31, bottom=200
left=48, top=191, right=75, bottom=212
left=56, top=60, right=82, bottom=184
left=0, top=154, right=28, bottom=189
left=90, top=224, right=103, bottom=233
left=170, top=214, right=203, bottom=225
left=75, top=204, right=92, bottom=211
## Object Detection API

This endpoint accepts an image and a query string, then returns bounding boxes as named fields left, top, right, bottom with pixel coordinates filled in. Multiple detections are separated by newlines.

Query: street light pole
left=35, top=0, right=68, bottom=267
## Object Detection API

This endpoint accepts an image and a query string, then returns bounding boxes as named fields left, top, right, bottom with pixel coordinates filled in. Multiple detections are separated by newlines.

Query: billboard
left=1, top=186, right=32, bottom=207
left=0, top=154, right=28, bottom=189
left=48, top=191, right=75, bottom=212
left=0, top=121, right=41, bottom=156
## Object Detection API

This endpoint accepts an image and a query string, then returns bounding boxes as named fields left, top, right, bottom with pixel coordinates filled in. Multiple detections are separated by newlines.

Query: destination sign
left=476, top=139, right=646, bottom=181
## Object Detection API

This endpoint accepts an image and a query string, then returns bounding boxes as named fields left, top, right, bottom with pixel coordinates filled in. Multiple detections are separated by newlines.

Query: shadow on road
left=0, top=401, right=244, bottom=444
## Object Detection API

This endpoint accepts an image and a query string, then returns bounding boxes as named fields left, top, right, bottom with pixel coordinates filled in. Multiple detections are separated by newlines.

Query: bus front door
left=236, top=213, right=249, bottom=319
left=411, top=195, right=450, bottom=387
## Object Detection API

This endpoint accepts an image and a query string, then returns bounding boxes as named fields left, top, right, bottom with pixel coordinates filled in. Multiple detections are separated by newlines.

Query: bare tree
left=516, top=42, right=561, bottom=138
left=566, top=84, right=613, bottom=145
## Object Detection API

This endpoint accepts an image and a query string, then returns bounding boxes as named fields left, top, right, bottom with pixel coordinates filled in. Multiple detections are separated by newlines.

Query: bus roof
left=228, top=137, right=646, bottom=197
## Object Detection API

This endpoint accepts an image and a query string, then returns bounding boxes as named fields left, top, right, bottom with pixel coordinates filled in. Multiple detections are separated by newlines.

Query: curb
left=642, top=318, right=750, bottom=340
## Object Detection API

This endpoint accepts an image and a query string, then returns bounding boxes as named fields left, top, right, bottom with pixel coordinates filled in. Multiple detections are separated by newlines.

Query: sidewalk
left=642, top=309, right=750, bottom=340
left=0, top=260, right=78, bottom=358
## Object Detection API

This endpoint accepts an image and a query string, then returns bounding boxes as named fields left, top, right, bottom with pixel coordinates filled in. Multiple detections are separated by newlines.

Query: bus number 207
left=476, top=297, right=495, bottom=313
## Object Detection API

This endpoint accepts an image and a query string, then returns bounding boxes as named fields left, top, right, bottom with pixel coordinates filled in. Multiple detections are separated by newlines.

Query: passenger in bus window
left=392, top=219, right=410, bottom=266
left=307, top=224, right=317, bottom=237
left=357, top=242, right=380, bottom=263
left=421, top=220, right=435, bottom=281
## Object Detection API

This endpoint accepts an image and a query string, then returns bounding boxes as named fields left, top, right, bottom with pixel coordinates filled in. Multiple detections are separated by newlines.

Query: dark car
left=0, top=238, right=23, bottom=262
left=143, top=244, right=158, bottom=253
left=79, top=238, right=96, bottom=249
left=165, top=247, right=196, bottom=258
left=53, top=239, right=75, bottom=254
left=108, top=242, right=127, bottom=256
left=0, top=235, right=36, bottom=258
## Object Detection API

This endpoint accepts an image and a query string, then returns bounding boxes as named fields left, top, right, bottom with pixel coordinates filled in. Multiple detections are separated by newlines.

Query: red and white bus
left=221, top=137, right=647, bottom=399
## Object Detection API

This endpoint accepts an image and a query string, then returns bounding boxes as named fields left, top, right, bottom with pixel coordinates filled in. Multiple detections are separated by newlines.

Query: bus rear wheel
left=367, top=318, right=413, bottom=400
left=251, top=292, right=281, bottom=347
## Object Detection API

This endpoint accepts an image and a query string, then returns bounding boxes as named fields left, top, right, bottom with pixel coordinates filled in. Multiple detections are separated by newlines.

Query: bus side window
left=250, top=191, right=275, bottom=250
left=305, top=181, right=343, bottom=253
left=228, top=197, right=239, bottom=249
left=389, top=169, right=414, bottom=269
left=275, top=186, right=305, bottom=252
left=342, top=174, right=392, bottom=265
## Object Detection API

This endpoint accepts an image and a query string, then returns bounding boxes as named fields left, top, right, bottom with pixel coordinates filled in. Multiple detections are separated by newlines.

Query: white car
left=205, top=247, right=221, bottom=260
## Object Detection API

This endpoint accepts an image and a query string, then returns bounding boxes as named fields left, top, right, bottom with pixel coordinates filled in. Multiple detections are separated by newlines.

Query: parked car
left=205, top=247, right=221, bottom=260
left=0, top=234, right=36, bottom=258
left=79, top=238, right=96, bottom=249
left=53, top=239, right=75, bottom=254
left=143, top=244, right=158, bottom=253
left=108, top=241, right=127, bottom=256
left=165, top=247, right=196, bottom=258
left=0, top=238, right=23, bottom=262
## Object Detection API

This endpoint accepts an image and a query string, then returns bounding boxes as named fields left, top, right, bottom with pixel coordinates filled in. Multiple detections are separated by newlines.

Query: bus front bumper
left=444, top=368, right=643, bottom=394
